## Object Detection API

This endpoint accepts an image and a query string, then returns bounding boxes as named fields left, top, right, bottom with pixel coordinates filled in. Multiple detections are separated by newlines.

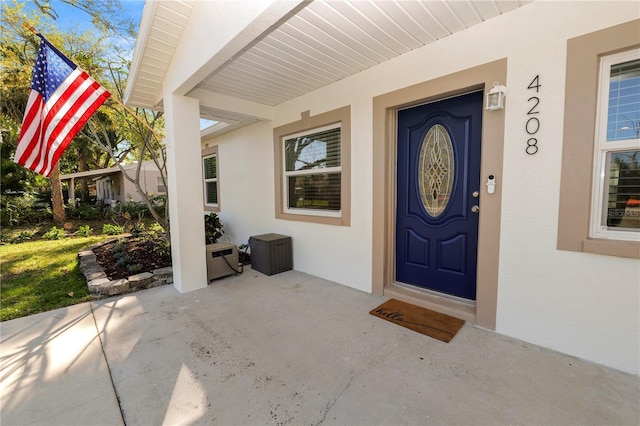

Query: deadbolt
left=472, top=191, right=479, bottom=198
left=471, top=205, right=480, bottom=213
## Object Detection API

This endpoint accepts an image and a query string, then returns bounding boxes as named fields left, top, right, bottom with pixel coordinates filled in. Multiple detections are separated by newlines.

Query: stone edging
left=78, top=238, right=173, bottom=297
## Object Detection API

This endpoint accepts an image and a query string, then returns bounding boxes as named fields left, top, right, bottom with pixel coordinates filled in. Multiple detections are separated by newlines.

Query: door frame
left=372, top=59, right=507, bottom=330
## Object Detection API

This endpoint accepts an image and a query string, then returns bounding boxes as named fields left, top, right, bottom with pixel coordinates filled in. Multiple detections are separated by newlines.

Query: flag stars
left=30, top=41, right=75, bottom=101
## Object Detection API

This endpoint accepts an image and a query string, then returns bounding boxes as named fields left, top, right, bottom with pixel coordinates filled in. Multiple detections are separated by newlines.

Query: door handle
left=471, top=205, right=480, bottom=213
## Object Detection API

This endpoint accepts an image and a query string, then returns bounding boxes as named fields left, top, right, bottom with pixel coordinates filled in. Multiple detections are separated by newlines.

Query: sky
left=40, top=0, right=144, bottom=31
left=22, top=0, right=146, bottom=60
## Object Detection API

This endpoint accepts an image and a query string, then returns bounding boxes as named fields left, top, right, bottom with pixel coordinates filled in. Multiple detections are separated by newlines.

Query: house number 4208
left=526, top=75, right=541, bottom=155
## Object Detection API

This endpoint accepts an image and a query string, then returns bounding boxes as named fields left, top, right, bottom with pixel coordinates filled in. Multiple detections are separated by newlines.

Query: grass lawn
left=0, top=235, right=114, bottom=321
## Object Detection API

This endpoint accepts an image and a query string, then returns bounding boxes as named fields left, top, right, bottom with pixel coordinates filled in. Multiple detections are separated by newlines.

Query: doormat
left=369, top=299, right=465, bottom=343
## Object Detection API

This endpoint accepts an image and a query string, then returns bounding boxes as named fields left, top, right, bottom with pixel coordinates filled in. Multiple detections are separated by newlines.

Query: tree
left=0, top=0, right=128, bottom=223
left=85, top=105, right=169, bottom=236
left=1, top=0, right=169, bottom=235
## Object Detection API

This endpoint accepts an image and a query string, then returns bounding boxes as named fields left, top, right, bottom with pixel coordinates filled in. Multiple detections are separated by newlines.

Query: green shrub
left=116, top=253, right=133, bottom=266
left=12, top=231, right=34, bottom=244
left=0, top=193, right=51, bottom=226
left=127, top=263, right=143, bottom=274
left=112, top=200, right=150, bottom=219
left=42, top=226, right=66, bottom=240
left=129, top=220, right=146, bottom=237
left=204, top=213, right=224, bottom=244
left=102, top=223, right=124, bottom=235
left=154, top=240, right=171, bottom=257
left=112, top=240, right=126, bottom=254
left=149, top=195, right=167, bottom=216
left=76, top=225, right=93, bottom=237
left=148, top=222, right=164, bottom=236
left=65, top=202, right=102, bottom=220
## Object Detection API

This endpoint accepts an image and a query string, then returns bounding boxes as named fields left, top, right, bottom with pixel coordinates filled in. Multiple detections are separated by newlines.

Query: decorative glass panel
left=418, top=124, right=454, bottom=217
left=606, top=150, right=640, bottom=229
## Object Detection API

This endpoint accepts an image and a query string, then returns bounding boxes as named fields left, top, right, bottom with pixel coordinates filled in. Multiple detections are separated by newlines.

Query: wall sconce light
left=486, top=82, right=507, bottom=111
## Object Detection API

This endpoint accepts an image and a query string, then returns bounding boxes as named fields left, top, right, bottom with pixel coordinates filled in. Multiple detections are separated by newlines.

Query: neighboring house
left=124, top=1, right=639, bottom=375
left=60, top=160, right=166, bottom=205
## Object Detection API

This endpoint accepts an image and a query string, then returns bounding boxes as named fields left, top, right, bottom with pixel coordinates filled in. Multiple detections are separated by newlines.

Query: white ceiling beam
left=173, top=0, right=309, bottom=98
left=189, top=88, right=274, bottom=122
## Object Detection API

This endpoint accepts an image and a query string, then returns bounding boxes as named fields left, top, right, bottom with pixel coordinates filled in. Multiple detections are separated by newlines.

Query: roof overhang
left=125, top=0, right=534, bottom=138
left=59, top=168, right=120, bottom=180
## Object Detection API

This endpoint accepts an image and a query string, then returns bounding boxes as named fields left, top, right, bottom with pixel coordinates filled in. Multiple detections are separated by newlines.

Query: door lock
left=471, top=205, right=480, bottom=213
left=472, top=191, right=479, bottom=198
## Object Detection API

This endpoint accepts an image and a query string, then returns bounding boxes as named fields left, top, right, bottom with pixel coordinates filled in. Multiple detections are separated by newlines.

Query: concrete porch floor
left=1, top=269, right=638, bottom=425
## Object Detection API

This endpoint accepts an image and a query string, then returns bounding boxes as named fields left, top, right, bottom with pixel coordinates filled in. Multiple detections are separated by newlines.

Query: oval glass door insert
left=418, top=124, right=454, bottom=217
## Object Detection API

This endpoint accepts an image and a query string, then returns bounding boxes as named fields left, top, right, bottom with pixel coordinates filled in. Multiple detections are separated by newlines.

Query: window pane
left=607, top=59, right=640, bottom=142
left=203, top=156, right=217, bottom=179
left=287, top=173, right=341, bottom=210
left=206, top=181, right=218, bottom=205
left=284, top=128, right=341, bottom=172
left=156, top=177, right=166, bottom=193
left=606, top=150, right=640, bottom=229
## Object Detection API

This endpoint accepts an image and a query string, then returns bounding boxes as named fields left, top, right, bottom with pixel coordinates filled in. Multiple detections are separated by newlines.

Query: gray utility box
left=250, top=233, right=292, bottom=276
left=206, top=242, right=238, bottom=281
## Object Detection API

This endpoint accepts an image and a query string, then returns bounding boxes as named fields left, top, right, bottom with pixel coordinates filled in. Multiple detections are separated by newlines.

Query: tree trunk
left=50, top=162, right=66, bottom=225
left=78, top=153, right=90, bottom=201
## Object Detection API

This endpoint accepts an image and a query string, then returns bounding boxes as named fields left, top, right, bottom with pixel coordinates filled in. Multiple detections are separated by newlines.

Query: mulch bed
left=93, top=237, right=172, bottom=280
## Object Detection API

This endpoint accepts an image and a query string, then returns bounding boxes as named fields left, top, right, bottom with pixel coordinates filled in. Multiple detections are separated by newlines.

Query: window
left=558, top=19, right=639, bottom=258
left=274, top=107, right=350, bottom=225
left=283, top=125, right=342, bottom=215
left=156, top=177, right=166, bottom=194
left=204, top=155, right=218, bottom=205
left=202, top=145, right=220, bottom=212
left=591, top=51, right=640, bottom=240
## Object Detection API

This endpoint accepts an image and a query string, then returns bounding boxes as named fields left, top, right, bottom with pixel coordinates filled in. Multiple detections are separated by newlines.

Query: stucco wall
left=205, top=1, right=639, bottom=374
left=122, top=168, right=164, bottom=201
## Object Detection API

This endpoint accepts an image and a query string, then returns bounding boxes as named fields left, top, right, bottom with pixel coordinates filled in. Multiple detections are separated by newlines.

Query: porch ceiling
left=126, top=0, right=533, bottom=134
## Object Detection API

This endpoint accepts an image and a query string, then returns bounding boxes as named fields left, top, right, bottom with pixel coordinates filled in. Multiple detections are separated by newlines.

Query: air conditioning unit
left=206, top=242, right=238, bottom=281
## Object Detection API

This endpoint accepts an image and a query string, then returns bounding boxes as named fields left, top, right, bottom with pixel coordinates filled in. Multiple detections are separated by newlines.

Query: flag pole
left=22, top=22, right=165, bottom=142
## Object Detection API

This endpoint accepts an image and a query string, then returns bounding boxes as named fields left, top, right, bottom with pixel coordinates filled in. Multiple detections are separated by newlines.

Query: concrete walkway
left=2, top=269, right=639, bottom=425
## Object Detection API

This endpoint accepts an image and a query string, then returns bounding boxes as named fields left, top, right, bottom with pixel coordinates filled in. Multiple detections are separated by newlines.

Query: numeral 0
left=526, top=117, right=540, bottom=134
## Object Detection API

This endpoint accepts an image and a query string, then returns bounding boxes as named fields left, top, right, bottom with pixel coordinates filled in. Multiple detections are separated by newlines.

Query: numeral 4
left=528, top=75, right=541, bottom=92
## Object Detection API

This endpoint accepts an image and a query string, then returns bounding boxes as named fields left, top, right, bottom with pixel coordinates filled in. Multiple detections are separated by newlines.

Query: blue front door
left=396, top=91, right=483, bottom=300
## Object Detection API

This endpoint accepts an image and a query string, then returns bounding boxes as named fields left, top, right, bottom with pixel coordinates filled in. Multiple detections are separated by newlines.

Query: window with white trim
left=203, top=153, right=218, bottom=207
left=283, top=124, right=341, bottom=216
left=591, top=49, right=640, bottom=240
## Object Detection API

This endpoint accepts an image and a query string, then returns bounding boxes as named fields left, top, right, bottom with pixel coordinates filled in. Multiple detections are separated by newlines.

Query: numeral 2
left=527, top=97, right=540, bottom=115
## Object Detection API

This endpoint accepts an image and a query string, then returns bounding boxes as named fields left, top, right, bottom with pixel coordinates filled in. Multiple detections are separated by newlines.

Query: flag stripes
left=14, top=36, right=110, bottom=177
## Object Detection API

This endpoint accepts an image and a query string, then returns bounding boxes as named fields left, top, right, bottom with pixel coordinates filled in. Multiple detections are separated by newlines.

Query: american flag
left=14, top=35, right=110, bottom=177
